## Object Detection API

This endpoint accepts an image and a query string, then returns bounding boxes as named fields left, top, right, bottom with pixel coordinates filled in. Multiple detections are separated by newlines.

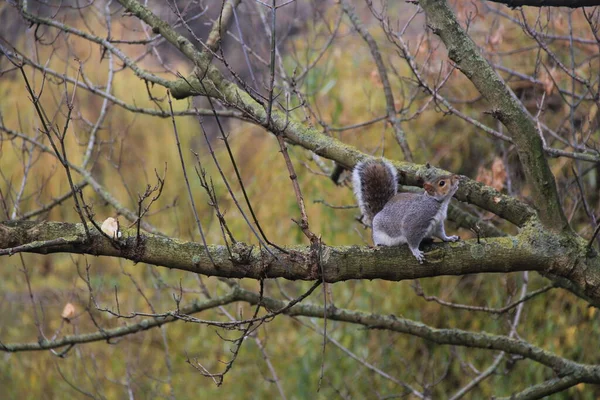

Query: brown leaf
left=476, top=158, right=506, bottom=192
left=61, top=303, right=76, bottom=321
left=490, top=157, right=507, bottom=192
left=475, top=165, right=492, bottom=187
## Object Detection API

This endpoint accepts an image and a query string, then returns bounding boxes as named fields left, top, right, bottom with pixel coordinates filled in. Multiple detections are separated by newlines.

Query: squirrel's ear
left=423, top=182, right=434, bottom=195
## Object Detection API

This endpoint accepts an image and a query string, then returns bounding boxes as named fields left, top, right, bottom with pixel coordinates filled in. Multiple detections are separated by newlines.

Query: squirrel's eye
left=439, top=181, right=446, bottom=187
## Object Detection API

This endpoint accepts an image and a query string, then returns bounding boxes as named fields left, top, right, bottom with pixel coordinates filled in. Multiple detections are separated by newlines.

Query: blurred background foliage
left=1, top=0, right=599, bottom=398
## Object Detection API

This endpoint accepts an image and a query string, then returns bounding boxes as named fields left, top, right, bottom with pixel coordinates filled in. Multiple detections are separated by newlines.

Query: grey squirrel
left=353, top=160, right=460, bottom=263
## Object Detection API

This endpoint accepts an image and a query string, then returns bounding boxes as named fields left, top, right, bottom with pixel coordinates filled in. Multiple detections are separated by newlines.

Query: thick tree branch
left=496, top=375, right=581, bottom=400
left=2, top=220, right=600, bottom=305
left=114, top=0, right=535, bottom=228
left=419, top=0, right=569, bottom=232
left=235, top=289, right=600, bottom=387
left=116, top=0, right=207, bottom=69
left=3, top=283, right=598, bottom=398
left=0, top=221, right=529, bottom=279
left=0, top=221, right=544, bottom=280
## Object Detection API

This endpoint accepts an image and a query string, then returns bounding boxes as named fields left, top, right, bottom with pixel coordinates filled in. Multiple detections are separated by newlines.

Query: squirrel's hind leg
left=372, top=230, right=406, bottom=247
left=406, top=234, right=425, bottom=264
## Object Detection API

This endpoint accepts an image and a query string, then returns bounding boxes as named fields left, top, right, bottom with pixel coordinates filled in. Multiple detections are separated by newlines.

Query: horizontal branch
left=235, top=288, right=600, bottom=385
left=0, top=290, right=238, bottom=352
left=496, top=375, right=582, bottom=400
left=0, top=221, right=544, bottom=279
left=1, top=220, right=599, bottom=305
left=3, top=283, right=597, bottom=396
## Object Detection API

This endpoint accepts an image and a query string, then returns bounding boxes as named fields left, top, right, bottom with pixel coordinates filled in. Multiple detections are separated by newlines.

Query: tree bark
left=419, top=0, right=569, bottom=232
left=2, top=220, right=600, bottom=305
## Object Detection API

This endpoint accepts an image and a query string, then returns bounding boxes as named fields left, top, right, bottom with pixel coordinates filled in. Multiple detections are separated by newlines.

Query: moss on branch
left=418, top=0, right=568, bottom=232
left=2, top=221, right=599, bottom=304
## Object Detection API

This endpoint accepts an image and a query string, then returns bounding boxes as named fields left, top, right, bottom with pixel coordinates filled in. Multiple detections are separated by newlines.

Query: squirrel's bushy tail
left=352, top=160, right=398, bottom=226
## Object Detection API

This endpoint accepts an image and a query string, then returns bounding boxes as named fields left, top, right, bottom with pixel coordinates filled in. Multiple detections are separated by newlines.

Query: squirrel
left=352, top=160, right=460, bottom=263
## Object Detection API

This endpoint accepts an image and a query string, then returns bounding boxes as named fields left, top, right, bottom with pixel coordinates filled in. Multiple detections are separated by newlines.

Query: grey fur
left=353, top=161, right=459, bottom=263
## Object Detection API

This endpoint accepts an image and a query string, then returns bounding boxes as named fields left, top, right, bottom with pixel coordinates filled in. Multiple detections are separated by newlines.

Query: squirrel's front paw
left=446, top=235, right=460, bottom=242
